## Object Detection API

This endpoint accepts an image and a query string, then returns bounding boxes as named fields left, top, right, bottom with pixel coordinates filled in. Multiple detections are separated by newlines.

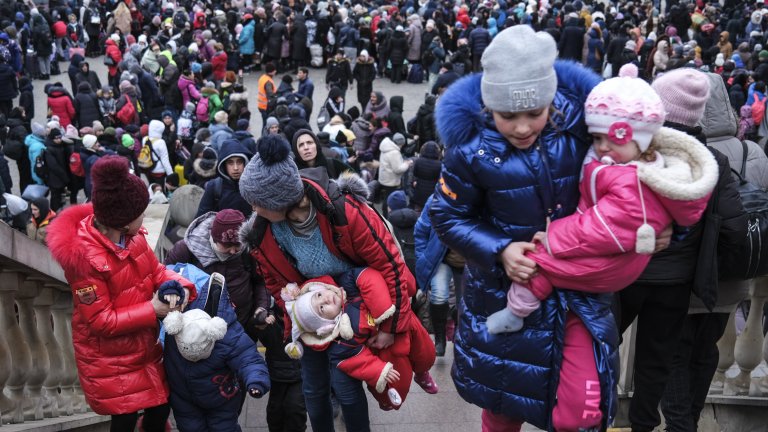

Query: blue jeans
left=429, top=262, right=463, bottom=305
left=301, top=346, right=370, bottom=432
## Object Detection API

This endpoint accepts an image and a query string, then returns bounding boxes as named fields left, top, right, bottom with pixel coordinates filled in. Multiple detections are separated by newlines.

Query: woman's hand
left=367, top=331, right=395, bottom=349
left=500, top=241, right=538, bottom=283
left=152, top=292, right=174, bottom=318
left=654, top=225, right=673, bottom=253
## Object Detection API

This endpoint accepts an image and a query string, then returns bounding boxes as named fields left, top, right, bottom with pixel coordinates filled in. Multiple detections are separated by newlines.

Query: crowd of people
left=1, top=0, right=768, bottom=431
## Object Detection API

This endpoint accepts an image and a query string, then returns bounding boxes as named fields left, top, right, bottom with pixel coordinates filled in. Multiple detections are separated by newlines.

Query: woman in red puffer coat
left=46, top=156, right=196, bottom=432
left=46, top=83, right=76, bottom=128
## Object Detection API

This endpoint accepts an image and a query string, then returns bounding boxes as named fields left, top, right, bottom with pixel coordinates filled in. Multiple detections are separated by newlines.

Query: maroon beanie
left=91, top=155, right=149, bottom=228
left=211, top=209, right=245, bottom=246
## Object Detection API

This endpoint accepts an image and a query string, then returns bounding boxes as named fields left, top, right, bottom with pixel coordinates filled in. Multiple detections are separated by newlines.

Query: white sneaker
left=387, top=388, right=402, bottom=407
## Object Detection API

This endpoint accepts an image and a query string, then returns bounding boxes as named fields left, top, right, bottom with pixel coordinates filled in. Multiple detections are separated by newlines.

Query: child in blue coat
left=161, top=264, right=270, bottom=431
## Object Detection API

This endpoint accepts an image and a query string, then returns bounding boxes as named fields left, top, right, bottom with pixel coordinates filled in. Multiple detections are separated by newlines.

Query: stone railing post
left=710, top=309, right=738, bottom=394
left=728, top=279, right=768, bottom=396
left=35, top=283, right=64, bottom=418
left=16, top=277, right=48, bottom=421
left=0, top=271, right=32, bottom=424
left=0, top=270, right=17, bottom=422
left=51, top=290, right=78, bottom=416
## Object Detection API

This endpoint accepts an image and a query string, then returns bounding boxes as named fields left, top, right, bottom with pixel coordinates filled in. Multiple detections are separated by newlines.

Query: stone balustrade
left=711, top=278, right=768, bottom=398
left=0, top=222, right=94, bottom=427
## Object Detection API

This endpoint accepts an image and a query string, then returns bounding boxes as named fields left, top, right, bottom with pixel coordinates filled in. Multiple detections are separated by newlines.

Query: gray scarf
left=287, top=202, right=318, bottom=237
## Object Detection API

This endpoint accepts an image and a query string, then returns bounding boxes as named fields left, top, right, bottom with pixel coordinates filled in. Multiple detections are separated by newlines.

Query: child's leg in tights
left=481, top=409, right=522, bottom=432
left=552, top=313, right=603, bottom=431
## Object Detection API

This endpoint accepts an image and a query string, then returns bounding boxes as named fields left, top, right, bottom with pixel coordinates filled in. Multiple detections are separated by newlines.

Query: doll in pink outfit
left=487, top=64, right=720, bottom=334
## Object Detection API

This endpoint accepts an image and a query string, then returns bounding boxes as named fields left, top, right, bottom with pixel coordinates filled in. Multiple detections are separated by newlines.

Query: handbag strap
left=740, top=140, right=748, bottom=178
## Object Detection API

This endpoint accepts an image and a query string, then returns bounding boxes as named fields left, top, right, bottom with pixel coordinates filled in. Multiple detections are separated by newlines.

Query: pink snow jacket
left=526, top=127, right=720, bottom=299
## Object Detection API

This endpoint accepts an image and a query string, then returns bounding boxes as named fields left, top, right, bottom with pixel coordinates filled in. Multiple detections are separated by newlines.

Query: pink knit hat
left=651, top=68, right=711, bottom=128
left=585, top=64, right=665, bottom=152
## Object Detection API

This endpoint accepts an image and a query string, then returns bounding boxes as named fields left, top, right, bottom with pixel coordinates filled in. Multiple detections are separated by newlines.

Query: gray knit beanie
left=240, top=135, right=304, bottom=211
left=481, top=25, right=557, bottom=113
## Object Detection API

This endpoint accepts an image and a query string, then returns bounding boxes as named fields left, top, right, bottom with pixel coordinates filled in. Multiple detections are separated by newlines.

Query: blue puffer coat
left=414, top=195, right=447, bottom=291
left=163, top=264, right=270, bottom=432
left=429, top=61, right=619, bottom=431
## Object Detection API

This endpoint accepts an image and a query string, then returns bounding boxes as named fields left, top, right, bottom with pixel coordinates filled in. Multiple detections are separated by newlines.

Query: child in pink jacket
left=487, top=64, right=720, bottom=334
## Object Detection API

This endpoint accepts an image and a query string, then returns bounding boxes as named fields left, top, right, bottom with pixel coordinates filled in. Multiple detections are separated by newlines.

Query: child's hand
left=532, top=231, right=548, bottom=250
left=163, top=294, right=181, bottom=308
left=385, top=368, right=400, bottom=384
left=265, top=315, right=276, bottom=325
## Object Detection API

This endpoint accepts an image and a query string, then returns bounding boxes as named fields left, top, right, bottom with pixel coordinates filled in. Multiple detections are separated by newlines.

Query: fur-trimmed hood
left=193, top=158, right=219, bottom=178
left=46, top=203, right=96, bottom=274
left=635, top=127, right=719, bottom=203
left=436, top=60, right=601, bottom=149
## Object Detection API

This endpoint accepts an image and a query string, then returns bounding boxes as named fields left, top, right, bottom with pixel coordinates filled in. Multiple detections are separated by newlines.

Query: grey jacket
left=697, top=73, right=768, bottom=313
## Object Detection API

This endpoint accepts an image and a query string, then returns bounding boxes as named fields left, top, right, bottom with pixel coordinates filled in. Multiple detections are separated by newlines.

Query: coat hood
left=633, top=127, right=718, bottom=223
left=436, top=60, right=600, bottom=149
left=700, top=72, right=738, bottom=138
left=184, top=212, right=242, bottom=268
left=148, top=120, right=165, bottom=138
left=379, top=137, right=399, bottom=153
left=389, top=95, right=404, bottom=113
left=217, top=139, right=252, bottom=180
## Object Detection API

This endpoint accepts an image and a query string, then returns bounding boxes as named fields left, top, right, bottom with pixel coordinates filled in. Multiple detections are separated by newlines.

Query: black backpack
left=720, top=141, right=768, bottom=280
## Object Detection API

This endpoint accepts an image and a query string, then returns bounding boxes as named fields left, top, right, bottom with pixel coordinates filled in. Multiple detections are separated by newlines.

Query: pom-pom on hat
left=90, top=155, right=149, bottom=228
left=240, top=135, right=304, bottom=211
left=211, top=209, right=245, bottom=246
left=584, top=63, right=665, bottom=152
left=163, top=309, right=227, bottom=362
left=481, top=25, right=557, bottom=113
left=651, top=68, right=711, bottom=128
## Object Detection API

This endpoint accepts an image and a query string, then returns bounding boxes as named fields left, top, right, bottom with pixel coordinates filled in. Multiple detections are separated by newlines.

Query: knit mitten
left=486, top=307, right=524, bottom=334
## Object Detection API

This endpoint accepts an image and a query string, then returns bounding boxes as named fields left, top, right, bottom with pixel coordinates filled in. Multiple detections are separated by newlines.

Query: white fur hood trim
left=634, top=127, right=718, bottom=201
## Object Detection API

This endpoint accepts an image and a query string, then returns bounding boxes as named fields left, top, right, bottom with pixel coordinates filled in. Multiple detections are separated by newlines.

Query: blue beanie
left=239, top=135, right=304, bottom=211
left=387, top=190, right=408, bottom=211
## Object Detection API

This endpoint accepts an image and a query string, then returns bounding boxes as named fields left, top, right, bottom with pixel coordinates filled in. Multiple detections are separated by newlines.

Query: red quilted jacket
left=46, top=204, right=196, bottom=415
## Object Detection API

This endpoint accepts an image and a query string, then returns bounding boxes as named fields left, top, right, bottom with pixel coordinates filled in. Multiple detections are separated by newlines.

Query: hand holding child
left=500, top=241, right=538, bottom=283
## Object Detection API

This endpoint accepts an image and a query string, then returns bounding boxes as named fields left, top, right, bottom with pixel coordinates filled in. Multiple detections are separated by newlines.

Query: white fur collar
left=634, top=127, right=718, bottom=201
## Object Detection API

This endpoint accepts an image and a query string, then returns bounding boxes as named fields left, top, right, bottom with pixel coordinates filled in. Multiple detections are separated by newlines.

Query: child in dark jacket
left=282, top=267, right=437, bottom=411
left=161, top=264, right=270, bottom=431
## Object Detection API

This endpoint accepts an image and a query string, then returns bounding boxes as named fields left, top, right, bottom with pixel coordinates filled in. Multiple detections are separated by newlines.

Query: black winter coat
left=388, top=32, right=409, bottom=65
left=265, top=21, right=287, bottom=59
left=411, top=157, right=442, bottom=209
left=416, top=102, right=437, bottom=143
left=74, top=84, right=102, bottom=129
left=0, top=63, right=18, bottom=101
left=558, top=19, right=585, bottom=61
left=44, top=139, right=70, bottom=189
left=291, top=19, right=308, bottom=61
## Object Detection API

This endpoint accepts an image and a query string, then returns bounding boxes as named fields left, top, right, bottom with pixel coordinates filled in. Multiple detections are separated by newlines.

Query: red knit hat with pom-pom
left=91, top=155, right=149, bottom=228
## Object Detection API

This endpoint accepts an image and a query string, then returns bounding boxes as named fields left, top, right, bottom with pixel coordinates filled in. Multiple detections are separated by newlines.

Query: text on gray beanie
left=481, top=25, right=558, bottom=113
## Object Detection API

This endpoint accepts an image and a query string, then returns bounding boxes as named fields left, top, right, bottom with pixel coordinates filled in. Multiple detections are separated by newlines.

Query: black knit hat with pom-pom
left=240, top=134, right=304, bottom=211
left=91, top=155, right=149, bottom=228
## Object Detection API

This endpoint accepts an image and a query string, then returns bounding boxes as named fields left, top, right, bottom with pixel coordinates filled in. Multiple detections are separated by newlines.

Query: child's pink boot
left=414, top=371, right=439, bottom=394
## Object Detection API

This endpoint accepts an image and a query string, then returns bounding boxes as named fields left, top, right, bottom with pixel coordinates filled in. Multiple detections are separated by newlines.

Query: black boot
left=430, top=303, right=449, bottom=357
